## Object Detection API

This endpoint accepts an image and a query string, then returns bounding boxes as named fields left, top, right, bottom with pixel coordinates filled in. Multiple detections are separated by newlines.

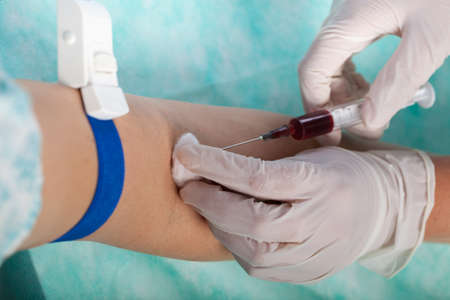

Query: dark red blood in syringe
left=262, top=110, right=334, bottom=141
left=289, top=110, right=334, bottom=140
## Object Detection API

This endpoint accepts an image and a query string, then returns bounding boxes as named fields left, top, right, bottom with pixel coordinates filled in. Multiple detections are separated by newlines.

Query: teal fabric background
left=1, top=0, right=449, bottom=299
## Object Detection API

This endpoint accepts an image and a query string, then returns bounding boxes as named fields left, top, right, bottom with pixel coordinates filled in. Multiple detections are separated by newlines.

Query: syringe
left=223, top=82, right=435, bottom=150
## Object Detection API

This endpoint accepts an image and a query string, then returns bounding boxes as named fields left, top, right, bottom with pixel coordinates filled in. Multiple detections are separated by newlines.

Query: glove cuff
left=358, top=150, right=435, bottom=277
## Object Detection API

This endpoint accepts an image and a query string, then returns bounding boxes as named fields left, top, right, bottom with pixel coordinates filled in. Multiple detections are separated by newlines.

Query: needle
left=222, top=136, right=263, bottom=150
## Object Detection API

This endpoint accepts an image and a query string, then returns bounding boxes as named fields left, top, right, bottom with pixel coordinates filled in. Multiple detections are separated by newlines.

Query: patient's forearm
left=16, top=80, right=318, bottom=260
left=16, top=79, right=450, bottom=263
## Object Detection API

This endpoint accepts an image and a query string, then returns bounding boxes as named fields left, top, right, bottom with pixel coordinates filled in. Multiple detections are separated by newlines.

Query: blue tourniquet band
left=52, top=116, right=125, bottom=242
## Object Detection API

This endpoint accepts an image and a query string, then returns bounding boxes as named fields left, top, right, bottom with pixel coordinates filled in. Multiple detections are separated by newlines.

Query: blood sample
left=289, top=110, right=334, bottom=140
left=260, top=110, right=334, bottom=141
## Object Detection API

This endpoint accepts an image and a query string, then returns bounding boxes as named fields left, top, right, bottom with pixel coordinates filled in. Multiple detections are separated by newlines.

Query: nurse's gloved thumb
left=316, top=130, right=342, bottom=146
left=362, top=28, right=446, bottom=132
left=357, top=99, right=391, bottom=140
left=360, top=97, right=388, bottom=131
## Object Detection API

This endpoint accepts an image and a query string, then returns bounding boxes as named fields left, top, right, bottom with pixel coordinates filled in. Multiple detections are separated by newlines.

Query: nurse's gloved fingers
left=298, top=1, right=397, bottom=111
left=175, top=143, right=321, bottom=200
left=353, top=72, right=370, bottom=97
left=299, top=0, right=398, bottom=146
left=233, top=244, right=338, bottom=285
left=317, top=61, right=371, bottom=145
left=209, top=226, right=294, bottom=266
left=209, top=225, right=335, bottom=269
left=329, top=60, right=369, bottom=105
left=341, top=71, right=388, bottom=139
left=346, top=122, right=386, bottom=140
left=315, top=131, right=342, bottom=147
left=362, top=30, right=448, bottom=130
left=324, top=61, right=386, bottom=140
left=180, top=181, right=324, bottom=242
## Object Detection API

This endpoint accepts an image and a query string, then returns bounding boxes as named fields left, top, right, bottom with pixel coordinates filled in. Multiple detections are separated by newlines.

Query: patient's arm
left=16, top=80, right=318, bottom=261
left=16, top=79, right=450, bottom=263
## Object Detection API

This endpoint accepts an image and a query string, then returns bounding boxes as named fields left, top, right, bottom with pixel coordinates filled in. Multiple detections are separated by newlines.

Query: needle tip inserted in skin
left=222, top=136, right=263, bottom=150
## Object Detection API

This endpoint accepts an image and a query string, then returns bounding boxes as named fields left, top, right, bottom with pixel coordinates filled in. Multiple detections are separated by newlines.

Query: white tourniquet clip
left=58, top=0, right=129, bottom=120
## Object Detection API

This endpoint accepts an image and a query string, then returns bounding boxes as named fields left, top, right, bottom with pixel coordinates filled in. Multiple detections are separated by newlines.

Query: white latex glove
left=299, top=0, right=450, bottom=145
left=172, top=133, right=435, bottom=284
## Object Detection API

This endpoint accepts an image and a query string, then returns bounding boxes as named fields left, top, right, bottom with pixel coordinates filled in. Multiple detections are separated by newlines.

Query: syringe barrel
left=329, top=100, right=363, bottom=129
left=330, top=82, right=435, bottom=130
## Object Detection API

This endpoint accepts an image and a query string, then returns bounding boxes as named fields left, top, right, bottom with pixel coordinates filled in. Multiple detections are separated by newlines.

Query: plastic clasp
left=58, top=0, right=129, bottom=120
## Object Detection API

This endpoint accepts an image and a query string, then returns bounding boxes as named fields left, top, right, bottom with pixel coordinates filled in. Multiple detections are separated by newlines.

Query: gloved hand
left=172, top=133, right=435, bottom=284
left=299, top=0, right=450, bottom=145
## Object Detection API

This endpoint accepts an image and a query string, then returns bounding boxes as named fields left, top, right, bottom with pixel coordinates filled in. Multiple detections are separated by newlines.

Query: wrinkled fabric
left=0, top=68, right=42, bottom=265
left=173, top=133, right=435, bottom=284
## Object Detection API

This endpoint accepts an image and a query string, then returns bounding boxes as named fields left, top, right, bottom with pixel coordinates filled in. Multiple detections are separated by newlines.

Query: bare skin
left=16, top=80, right=450, bottom=263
